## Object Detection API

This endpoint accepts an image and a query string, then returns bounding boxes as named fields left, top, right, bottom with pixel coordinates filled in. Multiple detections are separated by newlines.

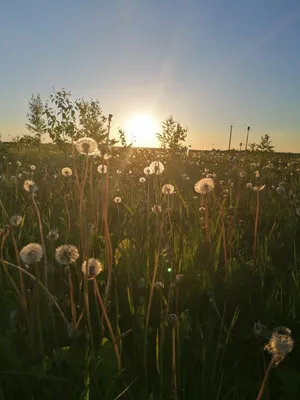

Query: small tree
left=257, top=134, right=275, bottom=152
left=156, top=116, right=188, bottom=154
left=43, top=89, right=78, bottom=158
left=42, top=89, right=117, bottom=158
left=75, top=98, right=107, bottom=142
left=26, top=94, right=46, bottom=144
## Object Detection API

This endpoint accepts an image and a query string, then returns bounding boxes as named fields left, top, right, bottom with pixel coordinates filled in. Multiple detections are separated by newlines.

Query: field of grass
left=0, top=142, right=300, bottom=399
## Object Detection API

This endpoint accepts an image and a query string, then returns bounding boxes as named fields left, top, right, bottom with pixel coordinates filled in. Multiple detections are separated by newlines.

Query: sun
left=123, top=114, right=160, bottom=148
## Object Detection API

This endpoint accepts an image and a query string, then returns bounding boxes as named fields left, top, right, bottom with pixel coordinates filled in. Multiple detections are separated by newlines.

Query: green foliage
left=249, top=134, right=275, bottom=152
left=156, top=115, right=188, bottom=154
left=26, top=94, right=46, bottom=143
left=75, top=98, right=107, bottom=142
left=0, top=146, right=300, bottom=399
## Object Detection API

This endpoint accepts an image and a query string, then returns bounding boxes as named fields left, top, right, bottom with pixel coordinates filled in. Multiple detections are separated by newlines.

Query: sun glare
left=124, top=114, right=160, bottom=148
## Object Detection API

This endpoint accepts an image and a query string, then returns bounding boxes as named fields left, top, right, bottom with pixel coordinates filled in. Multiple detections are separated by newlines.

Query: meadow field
left=0, top=142, right=300, bottom=399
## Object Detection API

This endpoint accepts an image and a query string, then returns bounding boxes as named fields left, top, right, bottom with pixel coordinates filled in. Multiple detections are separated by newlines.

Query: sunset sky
left=1, top=0, right=300, bottom=151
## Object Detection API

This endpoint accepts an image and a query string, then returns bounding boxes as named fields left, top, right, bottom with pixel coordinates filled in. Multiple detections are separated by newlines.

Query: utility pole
left=245, top=125, right=250, bottom=151
left=228, top=124, right=233, bottom=151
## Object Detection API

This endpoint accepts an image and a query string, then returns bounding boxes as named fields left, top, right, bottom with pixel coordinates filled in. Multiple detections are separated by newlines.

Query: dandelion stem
left=253, top=189, right=260, bottom=265
left=93, top=279, right=122, bottom=370
left=256, top=356, right=275, bottom=400
left=31, top=194, right=48, bottom=287
left=3, top=261, right=68, bottom=325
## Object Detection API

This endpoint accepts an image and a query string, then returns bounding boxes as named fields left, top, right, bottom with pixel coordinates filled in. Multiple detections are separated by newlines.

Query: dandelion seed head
left=276, top=186, right=285, bottom=195
left=55, top=245, right=79, bottom=265
left=20, top=243, right=43, bottom=264
left=168, top=313, right=177, bottom=324
left=75, top=137, right=98, bottom=155
left=23, top=180, right=38, bottom=194
left=149, top=161, right=164, bottom=175
left=9, top=215, right=23, bottom=226
left=81, top=258, right=103, bottom=279
left=143, top=166, right=152, bottom=176
left=194, top=178, right=215, bottom=194
left=152, top=205, right=162, bottom=214
left=139, top=177, right=146, bottom=183
left=264, top=326, right=294, bottom=366
left=162, top=184, right=175, bottom=194
left=97, top=164, right=107, bottom=174
left=114, top=196, right=122, bottom=203
left=253, top=184, right=266, bottom=192
left=47, top=229, right=59, bottom=241
left=61, top=167, right=72, bottom=177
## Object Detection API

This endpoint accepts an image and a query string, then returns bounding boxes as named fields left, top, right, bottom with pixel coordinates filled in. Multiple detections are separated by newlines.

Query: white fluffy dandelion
left=55, top=245, right=79, bottom=265
left=61, top=167, right=72, bottom=177
left=9, top=215, right=23, bottom=226
left=97, top=164, right=107, bottom=174
left=149, top=161, right=164, bottom=175
left=81, top=258, right=103, bottom=279
left=75, top=137, right=98, bottom=155
left=162, top=184, right=175, bottom=194
left=143, top=166, right=152, bottom=176
left=264, top=326, right=294, bottom=366
left=194, top=178, right=215, bottom=194
left=47, top=229, right=59, bottom=241
left=23, top=180, right=38, bottom=194
left=114, top=196, right=122, bottom=203
left=20, top=243, right=43, bottom=264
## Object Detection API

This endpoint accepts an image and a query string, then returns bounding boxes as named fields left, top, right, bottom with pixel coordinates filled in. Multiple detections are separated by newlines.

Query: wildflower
left=175, top=274, right=184, bottom=283
left=75, top=137, right=98, bottom=155
left=254, top=322, right=270, bottom=338
left=199, top=206, right=206, bottom=213
left=114, top=196, right=122, bottom=203
left=139, top=177, right=146, bottom=183
left=20, top=243, right=43, bottom=264
left=154, top=281, right=164, bottom=289
left=246, top=183, right=253, bottom=189
left=47, top=229, right=59, bottom=241
left=55, top=245, right=79, bottom=265
left=149, top=161, right=164, bottom=175
left=264, top=326, right=294, bottom=366
left=162, top=184, right=175, bottom=194
left=16, top=161, right=21, bottom=167
left=252, top=185, right=266, bottom=192
left=23, top=180, right=38, bottom=194
left=97, top=164, right=107, bottom=174
left=103, top=153, right=111, bottom=160
left=152, top=205, right=162, bottom=214
left=168, top=313, right=177, bottom=324
left=116, top=169, right=122, bottom=174
left=255, top=171, right=260, bottom=178
left=9, top=215, right=23, bottom=226
left=194, top=178, right=215, bottom=194
left=30, top=165, right=36, bottom=171
left=143, top=166, right=153, bottom=176
left=81, top=258, right=103, bottom=279
left=61, top=167, right=72, bottom=177
left=276, top=186, right=285, bottom=195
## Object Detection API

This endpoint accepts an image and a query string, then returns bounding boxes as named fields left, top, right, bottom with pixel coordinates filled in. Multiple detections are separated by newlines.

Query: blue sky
left=1, top=0, right=300, bottom=151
